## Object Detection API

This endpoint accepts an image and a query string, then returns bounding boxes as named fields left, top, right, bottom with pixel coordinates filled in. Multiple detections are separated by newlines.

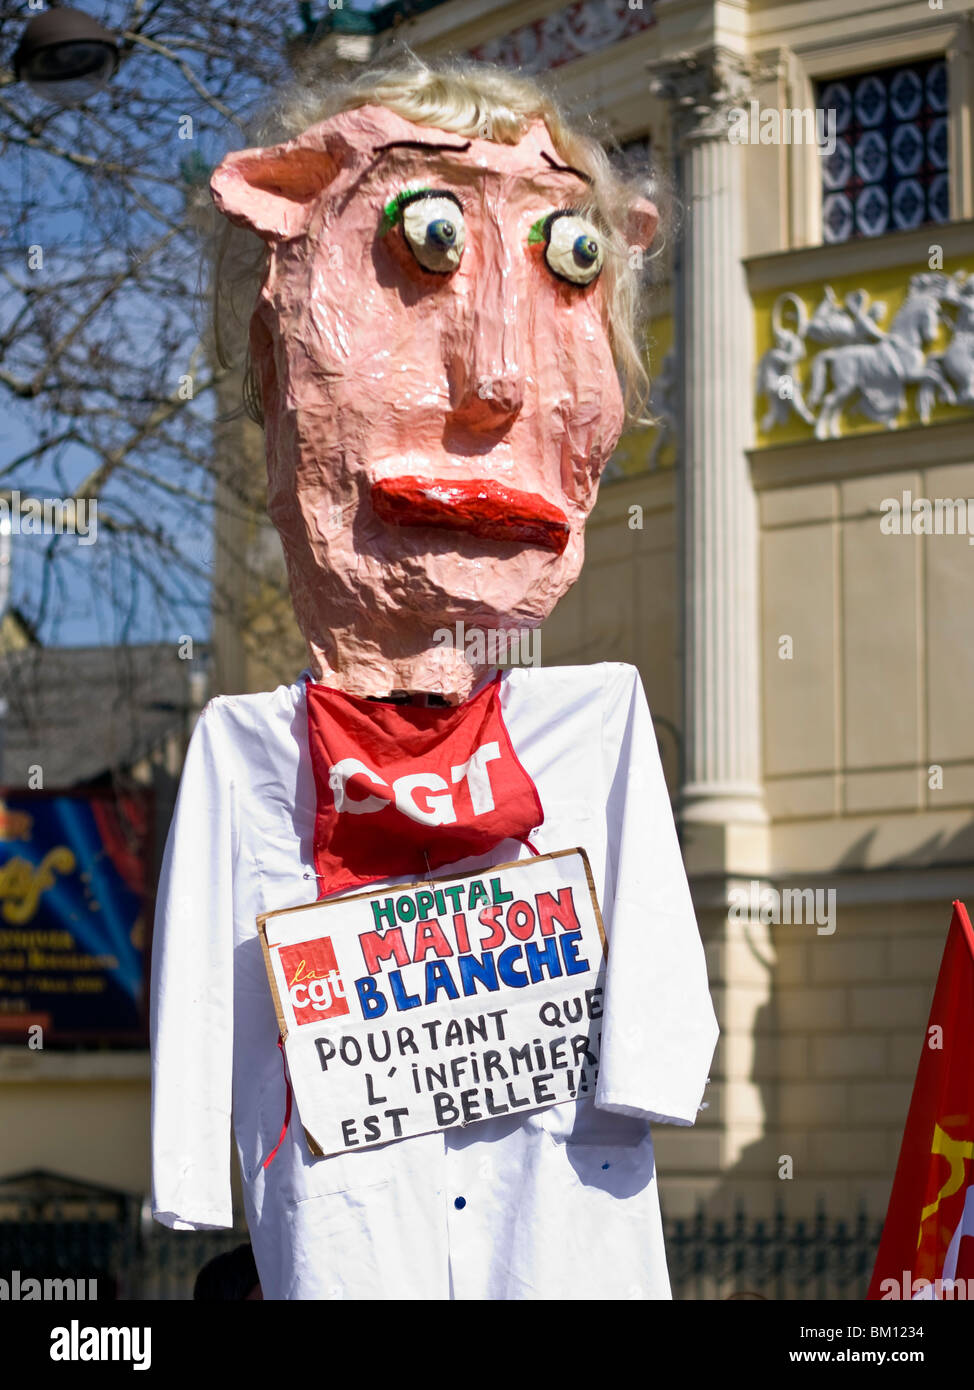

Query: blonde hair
left=213, top=51, right=663, bottom=425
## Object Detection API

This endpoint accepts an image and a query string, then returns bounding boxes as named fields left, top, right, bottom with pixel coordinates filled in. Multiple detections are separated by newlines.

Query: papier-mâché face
left=211, top=104, right=657, bottom=701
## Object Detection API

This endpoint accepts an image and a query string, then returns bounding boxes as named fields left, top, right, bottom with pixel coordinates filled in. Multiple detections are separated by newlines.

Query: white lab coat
left=150, top=664, right=718, bottom=1299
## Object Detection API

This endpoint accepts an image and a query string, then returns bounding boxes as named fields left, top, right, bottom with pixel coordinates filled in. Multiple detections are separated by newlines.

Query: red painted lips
left=371, top=476, right=570, bottom=555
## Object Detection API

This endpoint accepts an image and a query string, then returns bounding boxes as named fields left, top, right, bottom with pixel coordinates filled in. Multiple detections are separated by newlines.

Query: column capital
left=648, top=45, right=753, bottom=145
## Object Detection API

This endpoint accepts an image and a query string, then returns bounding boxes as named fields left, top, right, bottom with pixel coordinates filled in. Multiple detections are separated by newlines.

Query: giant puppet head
left=211, top=60, right=658, bottom=702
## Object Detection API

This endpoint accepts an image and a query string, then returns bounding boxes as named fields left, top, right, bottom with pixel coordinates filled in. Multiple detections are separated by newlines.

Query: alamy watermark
left=0, top=490, right=97, bottom=545
left=880, top=491, right=974, bottom=544
left=728, top=101, right=837, bottom=156
left=432, top=621, right=540, bottom=668
left=50, top=1319, right=151, bottom=1370
left=1, top=1268, right=97, bottom=1299
left=878, top=1271, right=973, bottom=1300
left=728, top=880, right=837, bottom=935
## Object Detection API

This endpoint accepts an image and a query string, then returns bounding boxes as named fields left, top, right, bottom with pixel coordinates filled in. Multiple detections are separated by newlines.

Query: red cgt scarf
left=305, top=673, right=544, bottom=899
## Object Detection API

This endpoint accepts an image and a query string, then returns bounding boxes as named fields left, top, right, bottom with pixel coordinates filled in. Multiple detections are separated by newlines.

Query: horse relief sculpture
left=756, top=270, right=974, bottom=440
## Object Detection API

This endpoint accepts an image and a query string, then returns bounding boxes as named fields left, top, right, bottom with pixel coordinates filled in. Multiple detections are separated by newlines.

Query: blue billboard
left=0, top=790, right=152, bottom=1044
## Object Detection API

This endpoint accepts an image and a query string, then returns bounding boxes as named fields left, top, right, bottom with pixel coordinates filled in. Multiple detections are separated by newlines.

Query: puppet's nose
left=449, top=370, right=523, bottom=430
left=446, top=334, right=524, bottom=430
left=458, top=369, right=525, bottom=422
left=445, top=257, right=524, bottom=431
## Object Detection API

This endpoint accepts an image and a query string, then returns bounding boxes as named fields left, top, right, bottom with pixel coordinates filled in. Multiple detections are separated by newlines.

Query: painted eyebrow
left=540, top=148, right=593, bottom=185
left=373, top=139, right=473, bottom=156
left=371, top=139, right=593, bottom=185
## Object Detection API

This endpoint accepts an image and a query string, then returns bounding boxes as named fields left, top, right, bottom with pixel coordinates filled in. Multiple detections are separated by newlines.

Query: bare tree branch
left=0, top=0, right=296, bottom=645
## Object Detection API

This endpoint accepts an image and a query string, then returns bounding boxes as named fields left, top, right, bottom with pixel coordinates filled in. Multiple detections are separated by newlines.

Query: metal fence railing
left=123, top=1224, right=253, bottom=1301
left=1, top=1186, right=882, bottom=1300
left=664, top=1205, right=883, bottom=1301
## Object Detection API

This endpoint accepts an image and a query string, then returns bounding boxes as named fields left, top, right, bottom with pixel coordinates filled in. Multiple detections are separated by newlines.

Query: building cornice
left=745, top=220, right=974, bottom=296
left=749, top=418, right=974, bottom=493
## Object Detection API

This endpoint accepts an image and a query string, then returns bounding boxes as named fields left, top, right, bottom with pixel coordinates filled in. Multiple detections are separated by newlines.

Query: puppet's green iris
left=380, top=186, right=436, bottom=235
left=530, top=210, right=604, bottom=286
left=385, top=190, right=466, bottom=273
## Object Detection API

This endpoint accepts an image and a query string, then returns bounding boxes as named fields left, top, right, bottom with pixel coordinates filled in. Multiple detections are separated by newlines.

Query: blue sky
left=1, top=3, right=287, bottom=650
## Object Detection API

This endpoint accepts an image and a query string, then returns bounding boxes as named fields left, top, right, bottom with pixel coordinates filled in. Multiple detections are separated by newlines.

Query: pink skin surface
left=211, top=105, right=656, bottom=702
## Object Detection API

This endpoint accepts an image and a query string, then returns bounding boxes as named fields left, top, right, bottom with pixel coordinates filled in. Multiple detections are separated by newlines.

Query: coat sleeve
left=594, top=665, right=718, bottom=1126
left=150, top=700, right=236, bottom=1229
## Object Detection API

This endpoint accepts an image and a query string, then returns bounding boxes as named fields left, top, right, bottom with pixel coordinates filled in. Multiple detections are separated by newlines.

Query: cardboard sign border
left=257, top=847, right=606, bottom=1160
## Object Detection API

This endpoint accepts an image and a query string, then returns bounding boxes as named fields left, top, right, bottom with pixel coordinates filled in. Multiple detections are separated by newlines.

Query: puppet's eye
left=398, top=193, right=466, bottom=274
left=534, top=211, right=604, bottom=286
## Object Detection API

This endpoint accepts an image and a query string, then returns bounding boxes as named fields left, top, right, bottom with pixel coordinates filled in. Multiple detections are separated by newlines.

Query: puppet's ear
left=625, top=195, right=659, bottom=253
left=210, top=141, right=341, bottom=243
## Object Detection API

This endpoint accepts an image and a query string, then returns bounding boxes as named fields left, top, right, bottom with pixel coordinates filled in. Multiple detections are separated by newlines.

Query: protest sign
left=258, top=847, right=606, bottom=1156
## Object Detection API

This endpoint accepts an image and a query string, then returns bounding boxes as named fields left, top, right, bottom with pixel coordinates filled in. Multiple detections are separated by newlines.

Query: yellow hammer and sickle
left=917, top=1123, right=974, bottom=1247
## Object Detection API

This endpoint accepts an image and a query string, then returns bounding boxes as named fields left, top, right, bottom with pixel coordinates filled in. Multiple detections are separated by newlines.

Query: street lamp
left=13, top=6, right=119, bottom=104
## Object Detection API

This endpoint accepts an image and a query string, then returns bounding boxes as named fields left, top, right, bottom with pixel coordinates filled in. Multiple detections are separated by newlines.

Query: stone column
left=648, top=49, right=775, bottom=1221
left=652, top=48, right=769, bottom=876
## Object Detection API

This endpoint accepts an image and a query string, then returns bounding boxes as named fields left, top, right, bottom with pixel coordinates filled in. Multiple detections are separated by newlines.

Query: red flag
left=868, top=901, right=974, bottom=1299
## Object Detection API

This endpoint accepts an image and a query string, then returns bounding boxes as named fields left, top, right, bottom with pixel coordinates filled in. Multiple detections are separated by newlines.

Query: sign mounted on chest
left=259, top=847, right=607, bottom=1156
